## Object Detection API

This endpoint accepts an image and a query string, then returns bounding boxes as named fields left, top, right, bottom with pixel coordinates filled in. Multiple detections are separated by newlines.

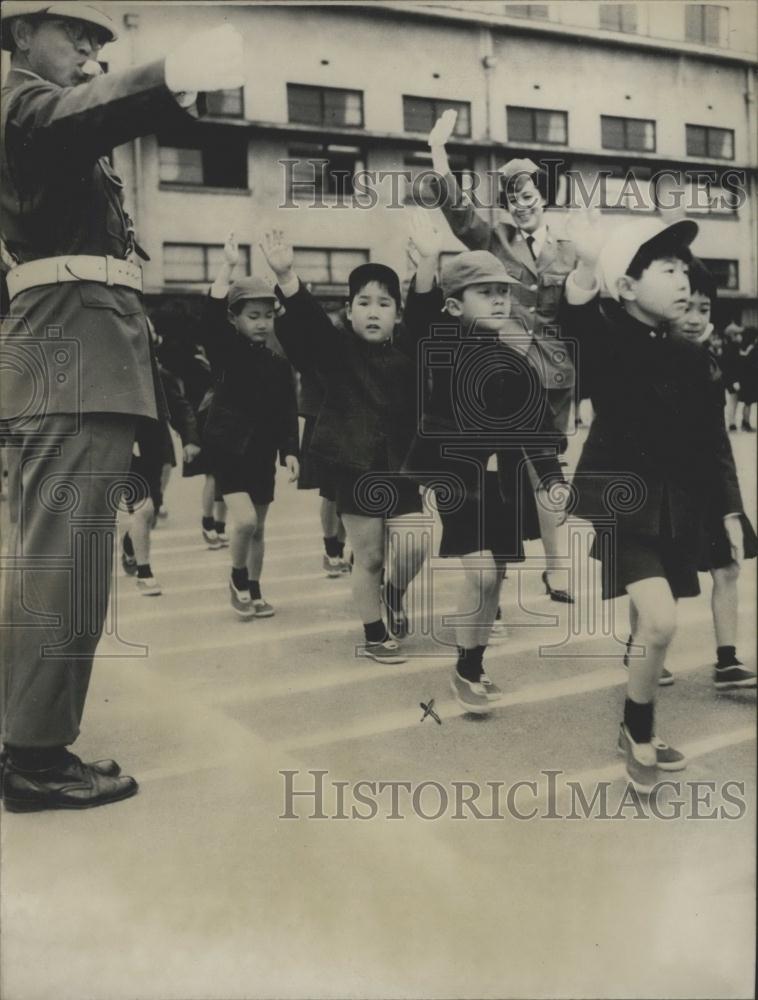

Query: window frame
left=287, top=142, right=367, bottom=200
left=292, top=247, right=370, bottom=288
left=204, top=86, right=245, bottom=120
left=402, top=95, right=472, bottom=138
left=685, top=3, right=728, bottom=46
left=163, top=242, right=252, bottom=285
left=506, top=105, right=569, bottom=146
left=685, top=123, right=735, bottom=160
left=286, top=83, right=365, bottom=129
left=597, top=2, right=638, bottom=33
left=600, top=114, right=657, bottom=153
left=700, top=258, right=739, bottom=290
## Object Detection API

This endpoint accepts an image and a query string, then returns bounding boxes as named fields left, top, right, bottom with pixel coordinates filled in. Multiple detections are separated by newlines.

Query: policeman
left=0, top=2, right=243, bottom=811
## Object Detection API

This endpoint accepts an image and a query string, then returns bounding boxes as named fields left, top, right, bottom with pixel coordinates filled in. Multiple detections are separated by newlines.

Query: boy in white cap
left=427, top=110, right=584, bottom=604
left=565, top=216, right=747, bottom=792
left=402, top=229, right=567, bottom=715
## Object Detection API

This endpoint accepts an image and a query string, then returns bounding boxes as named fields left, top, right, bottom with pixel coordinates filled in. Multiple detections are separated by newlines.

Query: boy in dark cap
left=260, top=231, right=426, bottom=665
left=566, top=216, right=749, bottom=792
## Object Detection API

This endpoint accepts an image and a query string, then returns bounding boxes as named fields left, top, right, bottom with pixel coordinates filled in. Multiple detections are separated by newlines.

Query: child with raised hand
left=667, top=259, right=756, bottom=690
left=401, top=216, right=567, bottom=715
left=564, top=213, right=748, bottom=792
left=203, top=232, right=300, bottom=620
left=260, top=229, right=426, bottom=664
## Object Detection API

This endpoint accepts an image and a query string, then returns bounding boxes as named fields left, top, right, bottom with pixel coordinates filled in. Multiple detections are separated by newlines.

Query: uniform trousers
left=1, top=413, right=135, bottom=747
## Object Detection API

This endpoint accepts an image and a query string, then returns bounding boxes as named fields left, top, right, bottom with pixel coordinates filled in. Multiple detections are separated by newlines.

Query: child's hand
left=260, top=230, right=295, bottom=279
left=223, top=232, right=239, bottom=267
left=408, top=210, right=443, bottom=260
left=183, top=443, right=201, bottom=463
left=285, top=455, right=300, bottom=483
left=428, top=109, right=458, bottom=148
left=567, top=207, right=604, bottom=268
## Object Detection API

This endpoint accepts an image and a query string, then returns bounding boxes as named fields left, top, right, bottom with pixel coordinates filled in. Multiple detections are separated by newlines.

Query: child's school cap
left=599, top=217, right=698, bottom=301
left=348, top=262, right=402, bottom=308
left=441, top=250, right=517, bottom=298
left=228, top=276, right=276, bottom=308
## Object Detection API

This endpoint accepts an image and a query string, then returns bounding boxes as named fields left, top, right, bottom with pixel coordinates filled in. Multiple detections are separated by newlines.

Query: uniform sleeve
left=5, top=63, right=202, bottom=171
left=274, top=281, right=343, bottom=374
left=703, top=354, right=744, bottom=516
left=433, top=171, right=492, bottom=251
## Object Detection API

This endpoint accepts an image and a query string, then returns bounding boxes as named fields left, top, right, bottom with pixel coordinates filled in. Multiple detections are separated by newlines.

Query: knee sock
left=456, top=645, right=486, bottom=682
left=364, top=619, right=388, bottom=644
left=137, top=564, right=153, bottom=579
left=248, top=579, right=261, bottom=600
left=623, top=697, right=654, bottom=744
left=122, top=532, right=135, bottom=558
left=231, top=566, right=248, bottom=591
left=323, top=535, right=342, bottom=558
left=202, top=516, right=215, bottom=531
left=716, top=645, right=740, bottom=668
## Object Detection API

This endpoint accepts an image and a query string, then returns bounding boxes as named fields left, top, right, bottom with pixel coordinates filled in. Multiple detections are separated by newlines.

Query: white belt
left=5, top=255, right=143, bottom=301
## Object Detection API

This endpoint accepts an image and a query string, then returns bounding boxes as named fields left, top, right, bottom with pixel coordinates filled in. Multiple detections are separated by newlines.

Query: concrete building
left=18, top=1, right=758, bottom=326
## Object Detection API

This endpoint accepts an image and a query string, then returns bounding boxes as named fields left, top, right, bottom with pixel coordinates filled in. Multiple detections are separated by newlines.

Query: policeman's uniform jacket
left=434, top=172, right=576, bottom=393
left=0, top=63, right=202, bottom=423
left=565, top=294, right=743, bottom=545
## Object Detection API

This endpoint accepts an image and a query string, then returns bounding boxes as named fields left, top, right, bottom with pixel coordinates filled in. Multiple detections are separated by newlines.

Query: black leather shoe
left=2, top=753, right=137, bottom=812
left=0, top=749, right=121, bottom=797
left=542, top=570, right=574, bottom=604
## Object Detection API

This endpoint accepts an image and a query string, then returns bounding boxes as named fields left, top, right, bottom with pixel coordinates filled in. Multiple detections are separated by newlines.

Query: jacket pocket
left=78, top=283, right=143, bottom=316
left=537, top=272, right=566, bottom=314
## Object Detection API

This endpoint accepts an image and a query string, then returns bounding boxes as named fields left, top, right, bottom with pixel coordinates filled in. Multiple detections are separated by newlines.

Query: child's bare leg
left=246, top=503, right=270, bottom=591
left=342, top=514, right=385, bottom=625
left=225, top=492, right=258, bottom=578
left=711, top=562, right=739, bottom=648
left=130, top=498, right=154, bottom=568
left=625, top=578, right=677, bottom=705
left=457, top=553, right=502, bottom=650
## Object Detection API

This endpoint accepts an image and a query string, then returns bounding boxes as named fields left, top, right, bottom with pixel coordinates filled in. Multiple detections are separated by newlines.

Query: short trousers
left=128, top=418, right=166, bottom=511
left=438, top=471, right=523, bottom=561
left=298, top=416, right=336, bottom=501
left=699, top=511, right=758, bottom=571
left=213, top=444, right=277, bottom=506
left=334, top=467, right=423, bottom=519
left=591, top=530, right=701, bottom=601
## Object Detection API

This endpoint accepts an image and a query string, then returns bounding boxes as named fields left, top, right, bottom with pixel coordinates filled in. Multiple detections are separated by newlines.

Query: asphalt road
left=1, top=427, right=755, bottom=1000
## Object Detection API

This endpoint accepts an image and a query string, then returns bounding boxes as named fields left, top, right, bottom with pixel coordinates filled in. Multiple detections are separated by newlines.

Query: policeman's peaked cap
left=1, top=2, right=118, bottom=50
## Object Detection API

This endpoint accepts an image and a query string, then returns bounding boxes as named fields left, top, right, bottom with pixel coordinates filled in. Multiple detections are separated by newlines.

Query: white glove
left=165, top=24, right=244, bottom=93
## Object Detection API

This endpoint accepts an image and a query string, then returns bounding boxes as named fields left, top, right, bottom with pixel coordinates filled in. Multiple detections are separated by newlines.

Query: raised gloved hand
left=165, top=23, right=244, bottom=94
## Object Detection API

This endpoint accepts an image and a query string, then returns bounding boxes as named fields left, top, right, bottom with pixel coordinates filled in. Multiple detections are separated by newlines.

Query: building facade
left=13, top=1, right=757, bottom=328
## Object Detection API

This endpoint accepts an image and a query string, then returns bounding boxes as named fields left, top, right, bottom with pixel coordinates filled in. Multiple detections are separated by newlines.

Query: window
left=287, top=143, right=365, bottom=198
left=287, top=84, right=364, bottom=128
left=598, top=3, right=637, bottom=32
left=403, top=96, right=471, bottom=137
left=205, top=87, right=245, bottom=119
left=505, top=3, right=550, bottom=19
left=686, top=124, right=734, bottom=160
left=700, top=259, right=739, bottom=290
left=293, top=248, right=369, bottom=287
left=403, top=150, right=476, bottom=203
left=163, top=243, right=251, bottom=284
left=158, top=133, right=248, bottom=189
left=601, top=115, right=655, bottom=152
left=507, top=106, right=568, bottom=145
left=685, top=4, right=727, bottom=45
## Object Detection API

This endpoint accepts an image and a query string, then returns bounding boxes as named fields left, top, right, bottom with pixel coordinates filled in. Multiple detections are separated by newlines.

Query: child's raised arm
left=407, top=210, right=443, bottom=294
left=210, top=232, right=240, bottom=300
left=260, top=230, right=342, bottom=373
